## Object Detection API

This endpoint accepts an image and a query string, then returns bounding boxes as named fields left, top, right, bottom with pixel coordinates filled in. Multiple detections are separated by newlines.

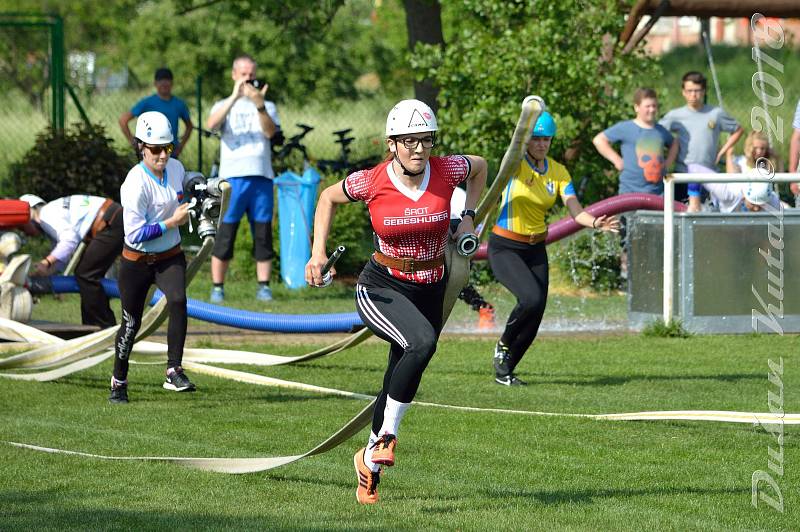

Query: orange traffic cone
left=478, top=306, right=496, bottom=330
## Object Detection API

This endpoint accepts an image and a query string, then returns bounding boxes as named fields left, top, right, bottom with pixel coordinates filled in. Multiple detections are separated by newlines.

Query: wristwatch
left=460, top=209, right=476, bottom=220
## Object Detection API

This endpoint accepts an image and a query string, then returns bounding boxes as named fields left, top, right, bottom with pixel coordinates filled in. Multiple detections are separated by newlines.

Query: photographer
left=206, top=54, right=281, bottom=303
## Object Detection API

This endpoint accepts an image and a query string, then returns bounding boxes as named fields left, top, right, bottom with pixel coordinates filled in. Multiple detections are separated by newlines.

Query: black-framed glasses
left=397, top=135, right=435, bottom=150
left=144, top=143, right=174, bottom=155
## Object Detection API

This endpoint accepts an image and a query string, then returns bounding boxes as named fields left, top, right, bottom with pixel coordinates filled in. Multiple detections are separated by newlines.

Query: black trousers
left=355, top=260, right=445, bottom=435
left=113, top=252, right=187, bottom=381
left=487, top=233, right=549, bottom=372
left=75, top=203, right=123, bottom=328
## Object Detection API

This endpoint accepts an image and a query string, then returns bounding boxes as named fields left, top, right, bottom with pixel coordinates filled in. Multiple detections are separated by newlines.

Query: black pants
left=75, top=203, right=123, bottom=328
left=113, top=252, right=187, bottom=381
left=355, top=260, right=445, bottom=435
left=488, top=233, right=549, bottom=373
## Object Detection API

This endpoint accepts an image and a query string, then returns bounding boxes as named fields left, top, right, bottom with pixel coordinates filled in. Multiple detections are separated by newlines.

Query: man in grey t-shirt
left=659, top=71, right=743, bottom=211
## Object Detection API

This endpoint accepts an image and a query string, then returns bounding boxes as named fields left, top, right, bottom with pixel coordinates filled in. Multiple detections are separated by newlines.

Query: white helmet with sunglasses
left=135, top=111, right=173, bottom=145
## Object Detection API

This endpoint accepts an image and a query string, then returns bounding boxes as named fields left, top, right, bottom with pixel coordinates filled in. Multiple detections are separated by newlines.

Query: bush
left=550, top=230, right=621, bottom=293
left=642, top=318, right=692, bottom=338
left=4, top=123, right=134, bottom=201
left=469, top=259, right=495, bottom=286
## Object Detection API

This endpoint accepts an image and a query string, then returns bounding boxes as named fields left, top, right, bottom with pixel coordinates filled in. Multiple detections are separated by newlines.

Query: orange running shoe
left=370, top=434, right=397, bottom=466
left=354, top=447, right=381, bottom=504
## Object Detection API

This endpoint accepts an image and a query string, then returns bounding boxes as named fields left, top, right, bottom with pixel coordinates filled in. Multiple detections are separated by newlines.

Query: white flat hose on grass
left=0, top=315, right=62, bottom=344
left=6, top=395, right=796, bottom=474
left=0, top=352, right=114, bottom=381
left=131, top=327, right=372, bottom=367
left=0, top=327, right=372, bottom=377
left=6, top=400, right=377, bottom=474
left=5, top=354, right=798, bottom=474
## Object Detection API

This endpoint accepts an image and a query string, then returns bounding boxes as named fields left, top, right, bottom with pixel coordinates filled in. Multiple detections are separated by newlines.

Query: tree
left=412, top=0, right=660, bottom=202
left=403, top=0, right=444, bottom=111
left=113, top=0, right=410, bottom=104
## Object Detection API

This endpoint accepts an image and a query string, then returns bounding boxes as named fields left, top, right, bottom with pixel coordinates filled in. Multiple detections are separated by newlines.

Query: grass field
left=1, top=327, right=796, bottom=529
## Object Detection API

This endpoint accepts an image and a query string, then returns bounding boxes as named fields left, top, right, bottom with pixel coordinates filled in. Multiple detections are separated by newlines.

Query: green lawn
left=1, top=330, right=796, bottom=529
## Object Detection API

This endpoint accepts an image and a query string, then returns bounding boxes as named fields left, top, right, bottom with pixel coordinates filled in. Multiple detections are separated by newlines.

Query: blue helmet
left=532, top=111, right=556, bottom=138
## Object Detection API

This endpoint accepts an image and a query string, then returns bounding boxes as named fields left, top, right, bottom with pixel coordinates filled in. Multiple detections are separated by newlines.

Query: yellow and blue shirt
left=495, top=156, right=575, bottom=234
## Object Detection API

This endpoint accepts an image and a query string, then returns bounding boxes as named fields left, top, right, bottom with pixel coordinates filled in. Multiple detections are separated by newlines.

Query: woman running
left=109, top=111, right=193, bottom=403
left=305, top=99, right=487, bottom=504
left=489, top=111, right=619, bottom=386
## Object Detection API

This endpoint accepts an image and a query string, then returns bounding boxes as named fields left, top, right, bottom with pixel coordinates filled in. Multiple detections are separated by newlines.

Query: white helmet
left=135, top=111, right=173, bottom=144
left=385, top=99, right=438, bottom=137
left=19, top=194, right=46, bottom=209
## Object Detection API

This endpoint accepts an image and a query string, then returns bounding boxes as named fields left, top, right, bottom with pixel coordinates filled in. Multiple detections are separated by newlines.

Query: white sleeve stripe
left=356, top=284, right=408, bottom=348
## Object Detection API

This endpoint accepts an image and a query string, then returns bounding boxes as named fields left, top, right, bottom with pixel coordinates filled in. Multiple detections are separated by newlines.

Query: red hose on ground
left=474, top=193, right=687, bottom=260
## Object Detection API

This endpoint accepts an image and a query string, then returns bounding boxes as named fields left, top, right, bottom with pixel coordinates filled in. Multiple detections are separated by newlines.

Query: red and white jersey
left=343, top=155, right=470, bottom=283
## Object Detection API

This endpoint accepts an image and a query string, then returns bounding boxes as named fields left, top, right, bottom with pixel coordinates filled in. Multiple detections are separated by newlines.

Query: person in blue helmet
left=488, top=111, right=619, bottom=386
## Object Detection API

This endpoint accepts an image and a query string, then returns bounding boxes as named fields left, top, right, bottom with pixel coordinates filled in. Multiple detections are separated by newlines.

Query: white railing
left=663, top=172, right=798, bottom=324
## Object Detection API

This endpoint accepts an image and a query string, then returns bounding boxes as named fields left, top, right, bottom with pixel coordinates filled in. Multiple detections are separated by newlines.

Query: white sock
left=379, top=396, right=411, bottom=437
left=363, top=432, right=380, bottom=472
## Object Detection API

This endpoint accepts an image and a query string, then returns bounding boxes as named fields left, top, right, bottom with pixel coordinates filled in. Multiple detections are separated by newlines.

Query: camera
left=184, top=172, right=223, bottom=239
left=246, top=79, right=266, bottom=90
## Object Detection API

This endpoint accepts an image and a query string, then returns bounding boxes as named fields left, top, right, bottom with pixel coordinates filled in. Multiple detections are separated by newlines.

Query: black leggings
left=355, top=260, right=445, bottom=435
left=113, top=252, right=187, bottom=381
left=487, top=233, right=548, bottom=372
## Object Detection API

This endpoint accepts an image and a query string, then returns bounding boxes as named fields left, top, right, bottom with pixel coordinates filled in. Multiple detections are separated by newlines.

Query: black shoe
left=163, top=368, right=196, bottom=392
left=109, top=383, right=129, bottom=403
left=495, top=374, right=527, bottom=386
left=493, top=341, right=512, bottom=377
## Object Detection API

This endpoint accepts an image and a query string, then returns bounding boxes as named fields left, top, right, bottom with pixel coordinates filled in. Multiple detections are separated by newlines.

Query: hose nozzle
left=318, top=245, right=346, bottom=287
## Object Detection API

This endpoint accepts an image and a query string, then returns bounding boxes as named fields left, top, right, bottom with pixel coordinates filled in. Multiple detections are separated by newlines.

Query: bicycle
left=315, top=127, right=382, bottom=174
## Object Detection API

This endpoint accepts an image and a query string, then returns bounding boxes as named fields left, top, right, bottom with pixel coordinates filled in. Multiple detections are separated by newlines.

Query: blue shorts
left=222, top=176, right=274, bottom=224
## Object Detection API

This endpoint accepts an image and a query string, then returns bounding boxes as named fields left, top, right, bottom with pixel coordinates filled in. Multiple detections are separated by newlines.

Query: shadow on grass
left=43, top=375, right=358, bottom=405
left=534, top=373, right=763, bottom=386
left=432, top=367, right=763, bottom=386
left=480, top=485, right=751, bottom=505
left=0, top=494, right=287, bottom=529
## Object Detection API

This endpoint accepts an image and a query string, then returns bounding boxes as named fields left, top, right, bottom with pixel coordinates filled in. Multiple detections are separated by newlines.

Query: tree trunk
left=403, top=0, right=444, bottom=113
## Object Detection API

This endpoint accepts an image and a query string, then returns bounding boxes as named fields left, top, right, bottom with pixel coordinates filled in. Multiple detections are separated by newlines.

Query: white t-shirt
left=703, top=181, right=780, bottom=213
left=120, top=158, right=187, bottom=253
left=210, top=97, right=280, bottom=180
left=38, top=195, right=107, bottom=265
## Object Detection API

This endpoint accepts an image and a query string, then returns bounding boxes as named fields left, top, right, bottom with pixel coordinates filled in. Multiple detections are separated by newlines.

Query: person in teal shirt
left=119, top=68, right=194, bottom=159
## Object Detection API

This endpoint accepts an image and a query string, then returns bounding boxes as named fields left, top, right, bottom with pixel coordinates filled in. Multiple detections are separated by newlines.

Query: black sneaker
left=163, top=368, right=196, bottom=392
left=109, top=383, right=129, bottom=403
left=495, top=374, right=527, bottom=386
left=493, top=341, right=512, bottom=377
